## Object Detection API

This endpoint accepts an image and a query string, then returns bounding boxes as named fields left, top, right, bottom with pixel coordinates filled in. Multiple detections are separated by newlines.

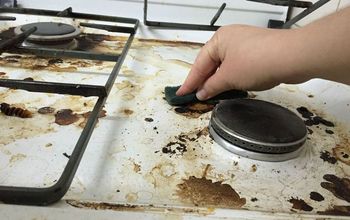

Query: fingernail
left=196, top=89, right=207, bottom=100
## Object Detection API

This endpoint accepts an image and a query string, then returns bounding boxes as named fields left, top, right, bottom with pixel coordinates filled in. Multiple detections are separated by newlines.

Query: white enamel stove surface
left=1, top=1, right=350, bottom=220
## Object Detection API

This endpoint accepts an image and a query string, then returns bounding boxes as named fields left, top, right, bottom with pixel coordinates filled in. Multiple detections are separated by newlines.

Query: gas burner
left=14, top=22, right=81, bottom=49
left=209, top=99, right=307, bottom=161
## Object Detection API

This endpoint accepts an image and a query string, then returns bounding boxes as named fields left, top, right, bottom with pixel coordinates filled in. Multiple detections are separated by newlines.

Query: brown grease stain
left=66, top=200, right=214, bottom=215
left=176, top=176, right=246, bottom=208
left=288, top=197, right=313, bottom=212
left=318, top=206, right=350, bottom=216
left=145, top=162, right=177, bottom=188
left=78, top=110, right=107, bottom=128
left=38, top=106, right=55, bottom=114
left=175, top=103, right=215, bottom=118
left=9, top=153, right=27, bottom=163
left=251, top=164, right=257, bottom=172
left=120, top=109, right=134, bottom=116
left=133, top=162, right=141, bottom=173
left=54, top=109, right=79, bottom=125
left=333, top=146, right=350, bottom=165
left=321, top=174, right=350, bottom=202
left=67, top=200, right=138, bottom=211
left=0, top=72, right=6, bottom=76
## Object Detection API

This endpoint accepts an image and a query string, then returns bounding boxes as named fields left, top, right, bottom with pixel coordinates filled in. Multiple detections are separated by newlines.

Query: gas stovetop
left=1, top=2, right=350, bottom=219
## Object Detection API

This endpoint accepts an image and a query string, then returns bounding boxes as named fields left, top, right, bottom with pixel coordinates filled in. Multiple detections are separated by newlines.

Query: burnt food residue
left=144, top=117, right=154, bottom=122
left=296, top=106, right=335, bottom=127
left=321, top=174, right=350, bottom=202
left=0, top=102, right=32, bottom=118
left=309, top=191, right=324, bottom=202
left=175, top=103, right=215, bottom=118
left=288, top=197, right=313, bottom=211
left=159, top=127, right=209, bottom=157
left=320, top=150, right=337, bottom=164
left=162, top=142, right=187, bottom=156
left=176, top=176, right=246, bottom=208
left=55, top=109, right=79, bottom=125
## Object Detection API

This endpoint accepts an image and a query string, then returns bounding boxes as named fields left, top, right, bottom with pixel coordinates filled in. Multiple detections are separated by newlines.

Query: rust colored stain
left=120, top=109, right=134, bottom=116
left=251, top=164, right=257, bottom=172
left=318, top=206, right=350, bottom=216
left=78, top=110, right=107, bottom=128
left=333, top=146, right=350, bottom=165
left=309, top=191, right=324, bottom=202
left=176, top=176, right=246, bottom=208
left=54, top=109, right=79, bottom=125
left=320, top=150, right=337, bottom=164
left=0, top=71, right=6, bottom=76
left=321, top=174, right=350, bottom=202
left=0, top=102, right=32, bottom=118
left=288, top=197, right=313, bottom=212
left=133, top=162, right=141, bottom=173
left=66, top=199, right=214, bottom=215
left=66, top=200, right=138, bottom=211
left=196, top=127, right=209, bottom=138
left=174, top=103, right=215, bottom=118
left=38, top=106, right=55, bottom=114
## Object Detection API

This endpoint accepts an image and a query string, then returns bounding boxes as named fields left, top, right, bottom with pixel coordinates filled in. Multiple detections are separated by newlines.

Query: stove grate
left=0, top=7, right=139, bottom=206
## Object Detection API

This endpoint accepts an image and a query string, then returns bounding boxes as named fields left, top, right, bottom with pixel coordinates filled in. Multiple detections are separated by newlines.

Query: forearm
left=280, top=7, right=350, bottom=84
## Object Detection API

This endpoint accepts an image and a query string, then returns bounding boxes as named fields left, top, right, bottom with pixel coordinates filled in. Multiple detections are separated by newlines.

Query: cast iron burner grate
left=209, top=99, right=307, bottom=161
left=143, top=0, right=330, bottom=30
left=0, top=7, right=139, bottom=205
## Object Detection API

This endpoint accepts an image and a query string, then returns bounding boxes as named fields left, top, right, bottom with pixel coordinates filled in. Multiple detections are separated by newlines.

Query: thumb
left=196, top=62, right=232, bottom=100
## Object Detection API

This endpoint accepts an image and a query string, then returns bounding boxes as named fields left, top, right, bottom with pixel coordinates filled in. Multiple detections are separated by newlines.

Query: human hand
left=176, top=25, right=308, bottom=100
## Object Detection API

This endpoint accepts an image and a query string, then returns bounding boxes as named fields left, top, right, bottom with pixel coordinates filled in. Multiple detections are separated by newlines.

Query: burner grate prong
left=0, top=79, right=107, bottom=97
left=0, top=15, right=16, bottom=20
left=210, top=3, right=226, bottom=26
left=80, top=22, right=135, bottom=34
left=57, top=7, right=73, bottom=17
left=0, top=26, right=36, bottom=53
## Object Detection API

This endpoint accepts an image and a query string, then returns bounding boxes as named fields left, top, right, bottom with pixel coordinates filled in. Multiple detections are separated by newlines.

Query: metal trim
left=209, top=125, right=305, bottom=162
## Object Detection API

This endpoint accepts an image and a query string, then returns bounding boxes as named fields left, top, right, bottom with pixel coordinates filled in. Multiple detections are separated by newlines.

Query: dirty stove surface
left=1, top=17, right=350, bottom=219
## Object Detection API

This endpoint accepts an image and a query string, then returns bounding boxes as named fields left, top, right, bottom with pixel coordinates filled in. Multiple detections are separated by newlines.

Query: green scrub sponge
left=164, top=85, right=248, bottom=106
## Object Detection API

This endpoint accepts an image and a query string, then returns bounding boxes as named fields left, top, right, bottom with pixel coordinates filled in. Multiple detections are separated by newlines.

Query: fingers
left=196, top=62, right=232, bottom=100
left=176, top=36, right=221, bottom=96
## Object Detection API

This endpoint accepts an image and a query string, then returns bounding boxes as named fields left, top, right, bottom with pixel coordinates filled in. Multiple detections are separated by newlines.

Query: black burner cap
left=210, top=99, right=307, bottom=154
left=21, top=22, right=76, bottom=36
